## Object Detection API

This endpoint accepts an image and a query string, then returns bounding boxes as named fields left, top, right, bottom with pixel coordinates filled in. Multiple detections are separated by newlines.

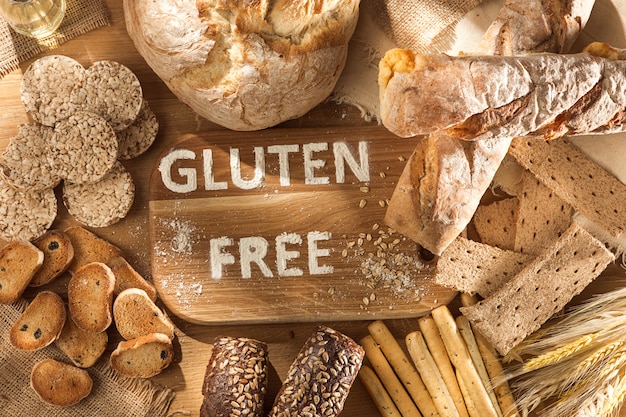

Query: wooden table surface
left=2, top=1, right=626, bottom=417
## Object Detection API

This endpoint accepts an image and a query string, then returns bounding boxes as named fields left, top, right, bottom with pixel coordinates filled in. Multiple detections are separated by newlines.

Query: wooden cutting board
left=148, top=126, right=457, bottom=325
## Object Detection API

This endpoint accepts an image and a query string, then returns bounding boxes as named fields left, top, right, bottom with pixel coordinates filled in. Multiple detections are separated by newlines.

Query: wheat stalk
left=521, top=333, right=598, bottom=372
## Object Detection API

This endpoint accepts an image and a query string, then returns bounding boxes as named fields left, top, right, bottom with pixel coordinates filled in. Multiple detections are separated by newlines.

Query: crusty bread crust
left=124, top=0, right=360, bottom=131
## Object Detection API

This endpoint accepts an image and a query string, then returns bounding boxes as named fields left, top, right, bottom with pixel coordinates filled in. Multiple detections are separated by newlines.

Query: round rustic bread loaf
left=123, top=0, right=360, bottom=131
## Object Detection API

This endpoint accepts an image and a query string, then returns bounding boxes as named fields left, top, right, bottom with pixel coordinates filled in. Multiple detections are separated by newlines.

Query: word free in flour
left=158, top=141, right=370, bottom=192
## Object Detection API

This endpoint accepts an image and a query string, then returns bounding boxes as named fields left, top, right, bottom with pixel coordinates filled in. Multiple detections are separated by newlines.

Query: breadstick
left=431, top=305, right=499, bottom=417
left=359, top=365, right=403, bottom=417
left=456, top=315, right=503, bottom=417
left=360, top=335, right=423, bottom=417
left=406, top=330, right=460, bottom=417
left=459, top=293, right=520, bottom=417
left=457, top=369, right=480, bottom=417
left=418, top=316, right=469, bottom=417
left=368, top=320, right=439, bottom=417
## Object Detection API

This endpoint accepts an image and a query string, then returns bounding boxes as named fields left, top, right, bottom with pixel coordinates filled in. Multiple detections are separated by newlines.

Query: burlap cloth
left=0, top=0, right=111, bottom=78
left=0, top=301, right=175, bottom=417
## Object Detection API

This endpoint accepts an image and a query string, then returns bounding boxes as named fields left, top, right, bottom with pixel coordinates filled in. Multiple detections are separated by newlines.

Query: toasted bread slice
left=107, top=255, right=157, bottom=301
left=10, top=290, right=66, bottom=350
left=55, top=313, right=108, bottom=368
left=68, top=262, right=116, bottom=333
left=113, top=288, right=174, bottom=340
left=30, top=230, right=75, bottom=287
left=0, top=240, right=44, bottom=304
left=30, top=358, right=93, bottom=406
left=110, top=332, right=174, bottom=378
left=64, top=226, right=122, bottom=274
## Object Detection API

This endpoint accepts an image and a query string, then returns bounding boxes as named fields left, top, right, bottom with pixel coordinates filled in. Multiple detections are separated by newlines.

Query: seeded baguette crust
left=68, top=262, right=116, bottom=333
left=30, top=358, right=93, bottom=406
left=10, top=291, right=66, bottom=351
left=30, top=230, right=75, bottom=287
left=64, top=226, right=123, bottom=274
left=107, top=255, right=157, bottom=300
left=268, top=326, right=365, bottom=417
left=0, top=240, right=44, bottom=304
left=113, top=288, right=174, bottom=340
left=109, top=332, right=174, bottom=378
left=55, top=313, right=108, bottom=368
left=200, top=336, right=269, bottom=417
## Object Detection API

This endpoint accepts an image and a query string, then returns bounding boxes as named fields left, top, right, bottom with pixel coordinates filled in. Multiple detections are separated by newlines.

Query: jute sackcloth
left=332, top=0, right=485, bottom=122
left=0, top=300, right=175, bottom=417
left=0, top=0, right=111, bottom=78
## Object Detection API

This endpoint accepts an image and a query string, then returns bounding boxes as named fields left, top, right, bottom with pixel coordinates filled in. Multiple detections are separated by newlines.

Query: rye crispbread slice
left=514, top=170, right=573, bottom=255
left=460, top=222, right=614, bottom=356
left=473, top=197, right=519, bottom=250
left=434, top=236, right=532, bottom=297
left=30, top=358, right=93, bottom=406
left=64, top=226, right=123, bottom=274
left=10, top=291, right=66, bottom=351
left=508, top=137, right=626, bottom=240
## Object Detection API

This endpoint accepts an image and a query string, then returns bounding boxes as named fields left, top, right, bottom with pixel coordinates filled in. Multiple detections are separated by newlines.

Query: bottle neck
left=9, top=0, right=33, bottom=4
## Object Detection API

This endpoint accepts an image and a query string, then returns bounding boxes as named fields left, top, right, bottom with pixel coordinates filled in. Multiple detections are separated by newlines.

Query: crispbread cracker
left=514, top=170, right=573, bottom=255
left=473, top=197, right=519, bottom=250
left=117, top=100, right=159, bottom=159
left=71, top=60, right=143, bottom=132
left=68, top=262, right=116, bottom=333
left=434, top=236, right=532, bottom=297
left=30, top=358, right=93, bottom=406
left=62, top=161, right=135, bottom=228
left=0, top=124, right=60, bottom=191
left=0, top=240, right=44, bottom=304
left=49, top=111, right=119, bottom=185
left=0, top=175, right=57, bottom=242
left=20, top=55, right=86, bottom=127
left=508, top=137, right=626, bottom=239
left=10, top=291, right=66, bottom=351
left=113, top=288, right=174, bottom=340
left=30, top=230, right=74, bottom=287
left=460, top=222, right=615, bottom=356
left=64, top=226, right=123, bottom=275
left=55, top=313, right=108, bottom=368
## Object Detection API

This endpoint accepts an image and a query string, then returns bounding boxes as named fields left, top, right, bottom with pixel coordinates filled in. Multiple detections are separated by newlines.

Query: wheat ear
left=521, top=333, right=598, bottom=372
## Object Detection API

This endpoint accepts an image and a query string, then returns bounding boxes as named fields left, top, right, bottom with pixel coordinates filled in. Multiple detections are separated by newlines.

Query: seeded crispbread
left=20, top=55, right=86, bottom=127
left=513, top=169, right=573, bottom=255
left=109, top=332, right=174, bottom=378
left=0, top=124, right=60, bottom=191
left=434, top=236, right=532, bottom=297
left=30, top=230, right=75, bottom=287
left=55, top=313, right=108, bottom=368
left=64, top=226, right=123, bottom=274
left=30, top=358, right=93, bottom=407
left=117, top=100, right=159, bottom=159
left=460, top=222, right=615, bottom=356
left=48, top=111, right=118, bottom=185
left=107, top=255, right=157, bottom=301
left=508, top=137, right=626, bottom=240
left=71, top=60, right=143, bottom=132
left=200, top=336, right=268, bottom=417
left=0, top=240, right=44, bottom=304
left=68, top=262, right=116, bottom=333
left=0, top=175, right=57, bottom=242
left=63, top=161, right=135, bottom=228
left=10, top=291, right=66, bottom=351
left=473, top=197, right=519, bottom=250
left=113, top=288, right=174, bottom=340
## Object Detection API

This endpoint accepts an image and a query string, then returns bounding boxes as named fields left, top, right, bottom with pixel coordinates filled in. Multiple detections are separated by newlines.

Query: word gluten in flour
left=148, top=127, right=457, bottom=324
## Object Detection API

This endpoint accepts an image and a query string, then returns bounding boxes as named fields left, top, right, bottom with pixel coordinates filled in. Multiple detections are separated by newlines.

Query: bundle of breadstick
left=358, top=306, right=519, bottom=417
left=383, top=0, right=597, bottom=256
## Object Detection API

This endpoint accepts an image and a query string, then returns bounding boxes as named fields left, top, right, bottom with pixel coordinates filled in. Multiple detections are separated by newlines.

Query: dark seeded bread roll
left=268, top=326, right=365, bottom=417
left=200, top=336, right=269, bottom=417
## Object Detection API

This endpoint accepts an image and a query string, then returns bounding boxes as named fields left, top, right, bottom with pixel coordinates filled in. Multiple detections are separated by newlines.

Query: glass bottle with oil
left=0, top=0, right=66, bottom=39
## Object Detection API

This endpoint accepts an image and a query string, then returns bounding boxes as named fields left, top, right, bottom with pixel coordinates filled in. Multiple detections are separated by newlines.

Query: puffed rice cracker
left=71, top=60, right=143, bottom=132
left=63, top=161, right=135, bottom=228
left=0, top=124, right=60, bottom=191
left=116, top=100, right=159, bottom=159
left=20, top=55, right=86, bottom=127
left=48, top=111, right=119, bottom=185
left=0, top=175, right=57, bottom=242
